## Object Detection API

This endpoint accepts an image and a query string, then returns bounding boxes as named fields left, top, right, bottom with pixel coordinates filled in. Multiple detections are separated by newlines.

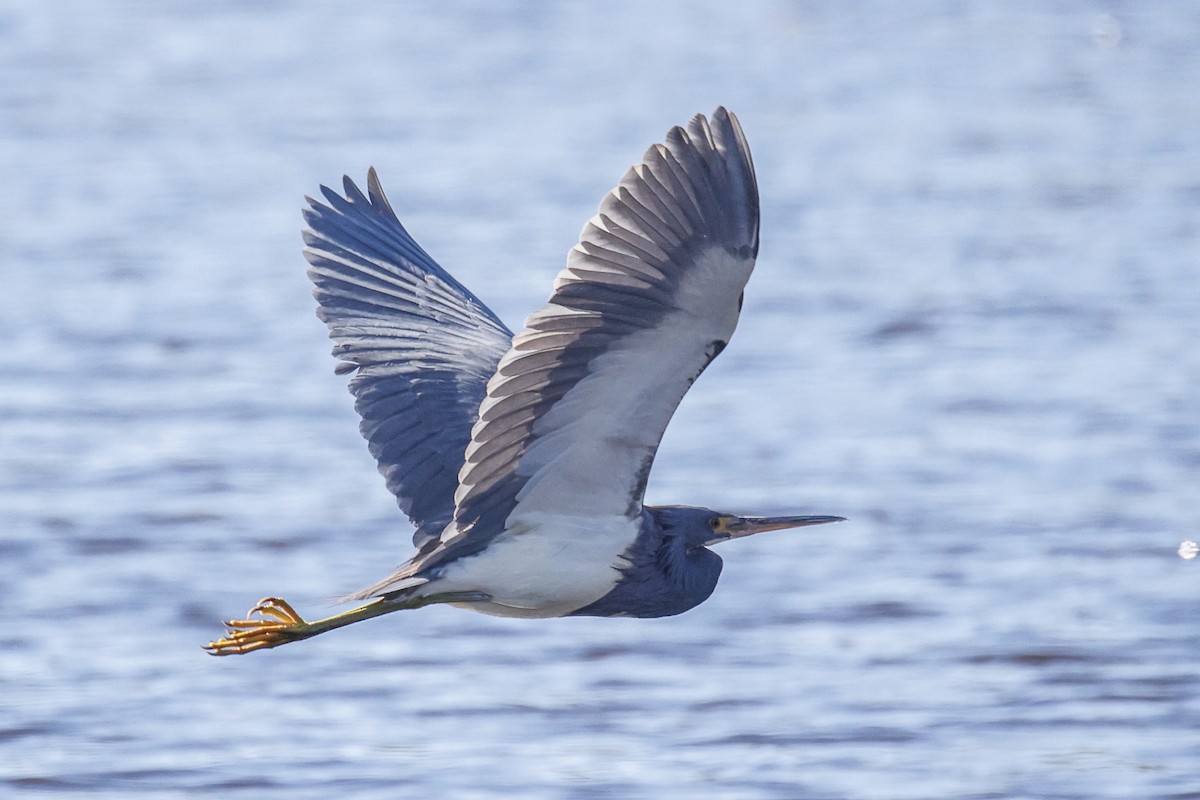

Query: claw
left=204, top=591, right=484, bottom=656
left=204, top=596, right=311, bottom=656
left=246, top=597, right=303, bottom=625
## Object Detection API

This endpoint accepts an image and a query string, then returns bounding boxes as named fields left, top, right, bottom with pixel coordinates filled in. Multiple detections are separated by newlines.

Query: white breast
left=424, top=512, right=641, bottom=618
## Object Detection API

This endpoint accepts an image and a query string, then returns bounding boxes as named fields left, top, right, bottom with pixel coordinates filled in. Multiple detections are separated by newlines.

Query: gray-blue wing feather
left=450, top=108, right=758, bottom=541
left=339, top=109, right=758, bottom=601
left=361, top=107, right=760, bottom=593
left=302, top=169, right=513, bottom=547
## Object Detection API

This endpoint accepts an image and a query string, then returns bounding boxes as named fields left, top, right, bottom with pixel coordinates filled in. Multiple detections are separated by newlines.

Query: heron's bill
left=707, top=514, right=845, bottom=546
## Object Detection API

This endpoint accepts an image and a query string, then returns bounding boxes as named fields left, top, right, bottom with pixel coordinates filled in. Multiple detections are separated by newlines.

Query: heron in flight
left=206, top=108, right=843, bottom=656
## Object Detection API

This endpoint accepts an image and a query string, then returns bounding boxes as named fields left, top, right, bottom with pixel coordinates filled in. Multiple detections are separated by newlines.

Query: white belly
left=422, top=512, right=640, bottom=618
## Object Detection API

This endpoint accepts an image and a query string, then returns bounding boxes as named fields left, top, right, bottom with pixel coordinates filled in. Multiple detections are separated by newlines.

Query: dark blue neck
left=569, top=509, right=724, bottom=618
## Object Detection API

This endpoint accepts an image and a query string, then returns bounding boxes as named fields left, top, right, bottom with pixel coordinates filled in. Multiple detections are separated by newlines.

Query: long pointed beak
left=708, top=514, right=845, bottom=546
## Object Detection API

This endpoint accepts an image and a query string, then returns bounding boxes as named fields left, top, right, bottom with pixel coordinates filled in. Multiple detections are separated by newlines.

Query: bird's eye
left=709, top=517, right=722, bottom=531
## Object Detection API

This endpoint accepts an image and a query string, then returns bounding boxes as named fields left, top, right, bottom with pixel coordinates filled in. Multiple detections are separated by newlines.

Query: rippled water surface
left=2, top=2, right=1199, bottom=798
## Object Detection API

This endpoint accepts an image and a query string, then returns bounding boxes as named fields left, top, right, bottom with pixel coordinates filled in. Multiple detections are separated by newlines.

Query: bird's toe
left=204, top=597, right=310, bottom=656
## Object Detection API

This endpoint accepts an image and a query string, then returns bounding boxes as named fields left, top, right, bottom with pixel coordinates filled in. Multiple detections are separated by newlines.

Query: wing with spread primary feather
left=447, top=107, right=759, bottom=553
left=303, top=170, right=513, bottom=548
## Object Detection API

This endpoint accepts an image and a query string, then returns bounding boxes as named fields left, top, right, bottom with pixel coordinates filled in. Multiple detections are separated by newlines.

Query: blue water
left=2, top=2, right=1198, bottom=797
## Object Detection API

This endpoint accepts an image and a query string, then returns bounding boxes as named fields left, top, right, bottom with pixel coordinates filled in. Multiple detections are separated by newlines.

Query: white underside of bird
left=420, top=512, right=641, bottom=618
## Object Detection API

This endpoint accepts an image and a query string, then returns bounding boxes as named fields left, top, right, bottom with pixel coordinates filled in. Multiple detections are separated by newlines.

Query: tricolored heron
left=206, top=108, right=843, bottom=655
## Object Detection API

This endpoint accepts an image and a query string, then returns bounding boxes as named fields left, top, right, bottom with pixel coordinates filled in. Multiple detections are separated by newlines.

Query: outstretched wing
left=303, top=170, right=513, bottom=547
left=447, top=107, right=759, bottom=552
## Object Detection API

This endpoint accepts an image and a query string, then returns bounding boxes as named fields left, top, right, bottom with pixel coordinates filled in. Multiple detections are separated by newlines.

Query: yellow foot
left=204, top=591, right=491, bottom=656
left=204, top=597, right=311, bottom=656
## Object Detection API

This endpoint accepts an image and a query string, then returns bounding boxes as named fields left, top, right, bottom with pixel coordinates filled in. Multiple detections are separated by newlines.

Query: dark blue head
left=570, top=505, right=844, bottom=619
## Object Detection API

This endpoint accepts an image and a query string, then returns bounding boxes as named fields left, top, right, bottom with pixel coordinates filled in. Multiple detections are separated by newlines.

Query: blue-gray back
left=302, top=170, right=513, bottom=548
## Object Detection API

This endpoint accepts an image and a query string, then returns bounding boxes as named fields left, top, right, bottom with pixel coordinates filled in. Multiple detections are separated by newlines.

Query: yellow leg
left=204, top=591, right=490, bottom=656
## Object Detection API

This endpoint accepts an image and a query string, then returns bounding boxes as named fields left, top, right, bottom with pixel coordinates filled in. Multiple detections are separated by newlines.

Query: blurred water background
left=2, top=2, right=1199, bottom=798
